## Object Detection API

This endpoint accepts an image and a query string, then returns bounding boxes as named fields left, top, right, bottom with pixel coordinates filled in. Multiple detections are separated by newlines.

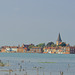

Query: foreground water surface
left=0, top=53, right=75, bottom=75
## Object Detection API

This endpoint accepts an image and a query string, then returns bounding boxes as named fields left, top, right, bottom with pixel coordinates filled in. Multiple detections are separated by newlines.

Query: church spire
left=57, top=33, right=62, bottom=41
left=56, top=33, right=62, bottom=45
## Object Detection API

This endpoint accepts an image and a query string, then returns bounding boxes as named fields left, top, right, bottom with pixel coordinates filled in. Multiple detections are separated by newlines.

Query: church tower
left=56, top=33, right=62, bottom=45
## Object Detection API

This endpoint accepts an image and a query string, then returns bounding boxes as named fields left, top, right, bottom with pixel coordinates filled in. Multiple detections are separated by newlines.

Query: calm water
left=0, top=53, right=75, bottom=75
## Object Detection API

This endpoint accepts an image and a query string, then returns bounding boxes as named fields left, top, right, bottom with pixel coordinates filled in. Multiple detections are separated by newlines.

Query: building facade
left=43, top=47, right=70, bottom=54
left=69, top=47, right=75, bottom=54
left=30, top=47, right=43, bottom=53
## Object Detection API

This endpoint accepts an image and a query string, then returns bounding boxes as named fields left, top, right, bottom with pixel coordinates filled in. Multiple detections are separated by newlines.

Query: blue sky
left=0, top=0, right=75, bottom=46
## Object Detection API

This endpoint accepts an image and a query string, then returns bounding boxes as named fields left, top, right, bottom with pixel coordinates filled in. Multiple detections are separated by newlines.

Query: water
left=0, top=53, right=75, bottom=75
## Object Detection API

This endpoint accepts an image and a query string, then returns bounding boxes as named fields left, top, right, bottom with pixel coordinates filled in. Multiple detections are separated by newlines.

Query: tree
left=51, top=44, right=56, bottom=47
left=28, top=45, right=34, bottom=49
left=73, top=45, right=75, bottom=47
left=59, top=42, right=66, bottom=47
left=36, top=43, right=45, bottom=48
left=46, top=42, right=54, bottom=47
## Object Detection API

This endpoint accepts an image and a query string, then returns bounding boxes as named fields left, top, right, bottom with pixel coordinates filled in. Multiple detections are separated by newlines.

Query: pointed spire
left=57, top=33, right=62, bottom=41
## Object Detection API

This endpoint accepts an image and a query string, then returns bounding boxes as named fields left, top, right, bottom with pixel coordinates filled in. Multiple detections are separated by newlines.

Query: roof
left=2, top=46, right=18, bottom=48
left=31, top=47, right=42, bottom=49
left=44, top=47, right=62, bottom=50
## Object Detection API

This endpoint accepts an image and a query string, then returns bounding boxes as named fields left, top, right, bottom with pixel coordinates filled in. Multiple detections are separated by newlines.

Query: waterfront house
left=17, top=47, right=27, bottom=53
left=22, top=43, right=34, bottom=50
left=69, top=47, right=75, bottom=54
left=17, top=47, right=24, bottom=53
left=30, top=47, right=43, bottom=53
left=1, top=47, right=6, bottom=52
left=43, top=47, right=70, bottom=54
left=43, top=47, right=61, bottom=54
left=1, top=46, right=18, bottom=53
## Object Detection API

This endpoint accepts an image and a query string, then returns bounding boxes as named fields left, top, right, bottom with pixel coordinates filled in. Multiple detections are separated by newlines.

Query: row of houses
left=0, top=44, right=75, bottom=54
left=43, top=47, right=70, bottom=54
left=1, top=44, right=43, bottom=53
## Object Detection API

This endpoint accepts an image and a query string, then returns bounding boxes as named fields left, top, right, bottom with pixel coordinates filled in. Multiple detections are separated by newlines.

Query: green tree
left=51, top=44, right=56, bottom=47
left=73, top=45, right=75, bottom=47
left=28, top=45, right=34, bottom=49
left=46, top=42, right=54, bottom=47
left=59, top=42, right=66, bottom=47
left=36, top=43, right=45, bottom=48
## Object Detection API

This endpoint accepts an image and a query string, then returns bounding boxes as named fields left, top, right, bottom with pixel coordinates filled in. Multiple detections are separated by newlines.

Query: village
left=0, top=33, right=75, bottom=54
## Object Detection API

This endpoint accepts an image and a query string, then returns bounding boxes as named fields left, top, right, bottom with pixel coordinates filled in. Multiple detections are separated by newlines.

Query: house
left=1, top=48, right=6, bottom=52
left=30, top=47, right=43, bottom=53
left=17, top=47, right=27, bottom=53
left=22, top=43, right=34, bottom=50
left=43, top=47, right=70, bottom=54
left=1, top=46, right=18, bottom=53
left=69, top=47, right=75, bottom=54
left=43, top=47, right=61, bottom=54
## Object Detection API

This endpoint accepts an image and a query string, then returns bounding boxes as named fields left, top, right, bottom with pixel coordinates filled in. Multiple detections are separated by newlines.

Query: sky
left=0, top=0, right=75, bottom=46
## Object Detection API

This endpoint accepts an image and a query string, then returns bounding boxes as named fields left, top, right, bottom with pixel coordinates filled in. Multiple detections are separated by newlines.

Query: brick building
left=69, top=47, right=75, bottom=54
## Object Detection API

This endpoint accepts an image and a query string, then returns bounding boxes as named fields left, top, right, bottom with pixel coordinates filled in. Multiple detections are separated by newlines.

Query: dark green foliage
left=28, top=45, right=34, bottom=49
left=0, top=62, right=5, bottom=67
left=36, top=43, right=45, bottom=48
left=51, top=44, right=57, bottom=47
left=59, top=42, right=66, bottom=47
left=46, top=42, right=54, bottom=47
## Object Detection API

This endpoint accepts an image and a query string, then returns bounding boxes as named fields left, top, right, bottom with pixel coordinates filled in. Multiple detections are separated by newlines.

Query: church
left=56, top=33, right=62, bottom=45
